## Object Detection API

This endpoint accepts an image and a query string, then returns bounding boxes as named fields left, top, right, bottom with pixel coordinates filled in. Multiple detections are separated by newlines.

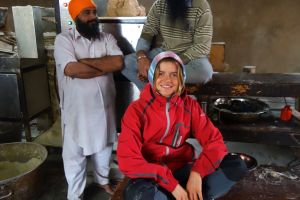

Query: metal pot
left=228, top=152, right=257, bottom=171
left=213, top=97, right=270, bottom=123
left=0, top=142, right=47, bottom=200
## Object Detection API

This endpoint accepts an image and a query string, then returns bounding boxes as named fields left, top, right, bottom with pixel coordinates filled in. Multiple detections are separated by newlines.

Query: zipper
left=172, top=123, right=184, bottom=147
left=172, top=125, right=180, bottom=147
left=176, top=136, right=182, bottom=147
left=165, top=146, right=170, bottom=156
left=160, top=100, right=170, bottom=143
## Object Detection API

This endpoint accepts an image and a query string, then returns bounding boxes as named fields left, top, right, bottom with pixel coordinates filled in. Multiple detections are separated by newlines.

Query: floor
left=35, top=148, right=123, bottom=200
left=218, top=165, right=300, bottom=200
left=32, top=143, right=300, bottom=200
left=110, top=164, right=300, bottom=200
left=20, top=119, right=300, bottom=200
left=30, top=99, right=300, bottom=199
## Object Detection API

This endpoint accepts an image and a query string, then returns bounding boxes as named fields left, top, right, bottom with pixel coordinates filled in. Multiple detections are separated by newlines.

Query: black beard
left=166, top=0, right=189, bottom=22
left=75, top=17, right=100, bottom=40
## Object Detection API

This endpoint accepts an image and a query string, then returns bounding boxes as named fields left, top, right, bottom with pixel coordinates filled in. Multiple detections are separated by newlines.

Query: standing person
left=122, top=0, right=214, bottom=90
left=117, top=51, right=247, bottom=200
left=54, top=0, right=123, bottom=199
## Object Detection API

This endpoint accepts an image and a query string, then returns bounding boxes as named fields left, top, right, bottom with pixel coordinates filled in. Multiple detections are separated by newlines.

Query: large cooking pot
left=213, top=97, right=271, bottom=123
left=228, top=152, right=257, bottom=172
left=0, top=142, right=47, bottom=200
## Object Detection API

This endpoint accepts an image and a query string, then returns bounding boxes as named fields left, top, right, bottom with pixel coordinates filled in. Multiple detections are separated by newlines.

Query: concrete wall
left=1, top=0, right=300, bottom=72
left=209, top=0, right=300, bottom=73
left=139, top=0, right=300, bottom=73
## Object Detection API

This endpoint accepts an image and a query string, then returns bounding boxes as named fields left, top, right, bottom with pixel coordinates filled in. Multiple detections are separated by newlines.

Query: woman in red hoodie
left=117, top=51, right=247, bottom=200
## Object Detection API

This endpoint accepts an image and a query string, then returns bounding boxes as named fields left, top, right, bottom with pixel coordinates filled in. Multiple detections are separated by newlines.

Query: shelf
left=213, top=118, right=300, bottom=147
left=186, top=73, right=300, bottom=97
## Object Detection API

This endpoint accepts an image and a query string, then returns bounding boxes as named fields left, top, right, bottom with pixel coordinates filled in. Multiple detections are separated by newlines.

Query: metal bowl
left=213, top=97, right=270, bottom=123
left=0, top=142, right=48, bottom=199
left=229, top=152, right=257, bottom=171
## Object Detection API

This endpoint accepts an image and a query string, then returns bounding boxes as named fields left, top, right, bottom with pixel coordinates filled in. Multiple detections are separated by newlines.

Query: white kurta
left=54, top=29, right=123, bottom=155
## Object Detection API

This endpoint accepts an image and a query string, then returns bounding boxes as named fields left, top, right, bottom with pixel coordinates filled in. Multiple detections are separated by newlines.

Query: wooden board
left=215, top=120, right=300, bottom=147
left=186, top=73, right=300, bottom=97
left=210, top=42, right=227, bottom=72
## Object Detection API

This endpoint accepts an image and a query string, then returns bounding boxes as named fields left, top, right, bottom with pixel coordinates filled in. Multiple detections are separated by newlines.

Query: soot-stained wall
left=1, top=0, right=299, bottom=72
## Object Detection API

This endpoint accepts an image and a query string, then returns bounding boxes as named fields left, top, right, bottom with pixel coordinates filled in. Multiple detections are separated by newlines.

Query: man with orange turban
left=54, top=0, right=124, bottom=199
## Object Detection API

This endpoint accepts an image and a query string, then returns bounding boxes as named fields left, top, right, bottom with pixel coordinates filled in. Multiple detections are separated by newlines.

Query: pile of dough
left=107, top=0, right=146, bottom=17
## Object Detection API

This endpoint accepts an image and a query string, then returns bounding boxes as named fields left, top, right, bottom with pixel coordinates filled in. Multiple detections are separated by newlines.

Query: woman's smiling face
left=155, top=61, right=179, bottom=98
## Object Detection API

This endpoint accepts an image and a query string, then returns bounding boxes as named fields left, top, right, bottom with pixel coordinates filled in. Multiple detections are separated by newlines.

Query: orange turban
left=68, top=0, right=97, bottom=21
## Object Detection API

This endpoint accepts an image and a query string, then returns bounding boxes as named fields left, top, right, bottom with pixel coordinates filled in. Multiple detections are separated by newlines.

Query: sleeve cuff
left=162, top=172, right=178, bottom=192
left=179, top=54, right=191, bottom=64
left=191, top=156, right=215, bottom=178
left=191, top=165, right=207, bottom=178
left=136, top=36, right=152, bottom=52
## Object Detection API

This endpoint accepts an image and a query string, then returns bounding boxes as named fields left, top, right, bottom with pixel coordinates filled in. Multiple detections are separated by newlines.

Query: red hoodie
left=117, top=84, right=228, bottom=192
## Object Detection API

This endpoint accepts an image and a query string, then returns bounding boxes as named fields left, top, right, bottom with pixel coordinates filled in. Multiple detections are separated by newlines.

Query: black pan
left=213, top=97, right=271, bottom=123
left=228, top=152, right=258, bottom=171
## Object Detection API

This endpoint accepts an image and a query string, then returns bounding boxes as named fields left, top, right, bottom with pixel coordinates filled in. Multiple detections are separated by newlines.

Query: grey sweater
left=139, top=0, right=213, bottom=64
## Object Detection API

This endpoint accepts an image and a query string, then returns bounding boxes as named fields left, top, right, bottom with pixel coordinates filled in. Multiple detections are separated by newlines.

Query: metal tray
left=213, top=97, right=270, bottom=123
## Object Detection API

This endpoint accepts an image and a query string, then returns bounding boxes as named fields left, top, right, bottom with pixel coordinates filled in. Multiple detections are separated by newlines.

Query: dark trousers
left=123, top=153, right=248, bottom=200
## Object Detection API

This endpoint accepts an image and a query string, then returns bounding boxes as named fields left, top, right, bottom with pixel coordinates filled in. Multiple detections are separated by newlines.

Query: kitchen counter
left=186, top=73, right=300, bottom=148
left=186, top=72, right=300, bottom=97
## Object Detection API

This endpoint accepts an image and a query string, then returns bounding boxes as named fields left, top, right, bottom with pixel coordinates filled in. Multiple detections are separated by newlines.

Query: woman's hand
left=186, top=171, right=203, bottom=200
left=171, top=184, right=189, bottom=200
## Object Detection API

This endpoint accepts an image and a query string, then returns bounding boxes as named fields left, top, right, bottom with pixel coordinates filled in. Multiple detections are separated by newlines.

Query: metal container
left=213, top=97, right=270, bottom=123
left=0, top=57, right=51, bottom=141
left=228, top=152, right=257, bottom=171
left=0, top=142, right=47, bottom=200
left=12, top=6, right=45, bottom=59
left=98, top=17, right=146, bottom=55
